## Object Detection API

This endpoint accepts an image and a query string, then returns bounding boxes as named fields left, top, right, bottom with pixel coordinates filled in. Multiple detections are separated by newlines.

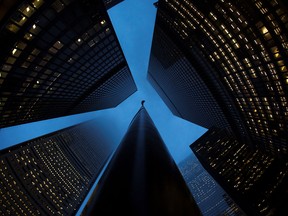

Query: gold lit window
left=19, top=4, right=35, bottom=17
left=24, top=33, right=34, bottom=41
left=6, top=23, right=20, bottom=33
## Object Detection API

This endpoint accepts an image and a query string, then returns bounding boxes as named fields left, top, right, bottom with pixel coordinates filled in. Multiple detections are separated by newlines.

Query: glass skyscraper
left=148, top=0, right=288, bottom=215
left=0, top=119, right=114, bottom=215
left=148, top=0, right=287, bottom=156
left=178, top=155, right=245, bottom=216
left=0, top=0, right=136, bottom=128
left=191, top=127, right=288, bottom=215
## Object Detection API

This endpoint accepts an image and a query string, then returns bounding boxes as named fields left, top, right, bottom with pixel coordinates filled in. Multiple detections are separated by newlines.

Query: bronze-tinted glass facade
left=0, top=120, right=113, bottom=215
left=0, top=0, right=136, bottom=128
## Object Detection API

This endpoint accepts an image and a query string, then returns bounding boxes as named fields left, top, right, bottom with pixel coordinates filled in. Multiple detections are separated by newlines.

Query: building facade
left=190, top=127, right=288, bottom=216
left=147, top=25, right=230, bottom=130
left=0, top=120, right=114, bottom=215
left=148, top=0, right=288, bottom=157
left=178, top=155, right=245, bottom=216
left=0, top=0, right=136, bottom=128
left=81, top=103, right=202, bottom=216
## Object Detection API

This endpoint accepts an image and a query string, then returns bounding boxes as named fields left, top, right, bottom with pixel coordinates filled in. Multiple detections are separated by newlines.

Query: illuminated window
left=19, top=4, right=35, bottom=17
left=53, top=41, right=63, bottom=50
left=76, top=38, right=83, bottom=45
left=32, top=0, right=44, bottom=9
left=100, top=20, right=106, bottom=25
left=11, top=13, right=27, bottom=27
left=11, top=48, right=21, bottom=57
left=0, top=72, right=8, bottom=79
left=270, top=46, right=281, bottom=59
left=24, top=33, right=34, bottom=41
left=6, top=23, right=20, bottom=33
left=29, top=24, right=41, bottom=35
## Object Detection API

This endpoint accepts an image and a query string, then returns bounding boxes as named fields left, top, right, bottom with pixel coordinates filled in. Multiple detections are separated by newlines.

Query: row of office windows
left=194, top=131, right=274, bottom=194
left=179, top=158, right=244, bottom=216
left=55, top=134, right=102, bottom=177
left=163, top=0, right=287, bottom=154
left=74, top=66, right=134, bottom=111
left=0, top=159, right=41, bottom=216
left=0, top=0, right=125, bottom=127
left=0, top=134, right=97, bottom=215
left=1, top=24, right=117, bottom=94
left=14, top=145, right=84, bottom=214
left=151, top=25, right=230, bottom=128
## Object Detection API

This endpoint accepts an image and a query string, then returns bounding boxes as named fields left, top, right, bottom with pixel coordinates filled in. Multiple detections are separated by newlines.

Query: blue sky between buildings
left=0, top=0, right=207, bottom=164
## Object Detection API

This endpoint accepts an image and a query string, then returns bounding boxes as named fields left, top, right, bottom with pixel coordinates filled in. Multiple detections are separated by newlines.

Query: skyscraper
left=0, top=0, right=137, bottom=128
left=178, top=155, right=245, bottom=216
left=81, top=103, right=202, bottom=216
left=147, top=25, right=230, bottom=130
left=148, top=1, right=288, bottom=214
left=0, top=119, right=114, bottom=215
left=190, top=127, right=288, bottom=216
left=148, top=0, right=288, bottom=157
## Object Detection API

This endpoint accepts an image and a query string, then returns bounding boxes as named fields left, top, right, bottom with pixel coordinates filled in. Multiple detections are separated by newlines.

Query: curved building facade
left=148, top=0, right=288, bottom=157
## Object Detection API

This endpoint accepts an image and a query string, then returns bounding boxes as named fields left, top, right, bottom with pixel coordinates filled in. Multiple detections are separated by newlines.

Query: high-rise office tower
left=0, top=0, right=136, bottom=128
left=0, top=120, right=114, bottom=215
left=81, top=102, right=202, bottom=216
left=178, top=155, right=245, bottom=216
left=148, top=25, right=230, bottom=130
left=190, top=127, right=288, bottom=216
left=148, top=0, right=288, bottom=156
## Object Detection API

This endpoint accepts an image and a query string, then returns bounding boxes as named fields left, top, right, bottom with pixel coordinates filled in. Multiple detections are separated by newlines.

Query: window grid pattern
left=159, top=0, right=288, bottom=156
left=156, top=2, right=250, bottom=141
left=0, top=0, right=136, bottom=128
left=179, top=157, right=245, bottom=216
left=191, top=127, right=288, bottom=215
left=72, top=66, right=137, bottom=113
left=0, top=120, right=112, bottom=215
left=149, top=26, right=229, bottom=129
left=0, top=159, right=42, bottom=215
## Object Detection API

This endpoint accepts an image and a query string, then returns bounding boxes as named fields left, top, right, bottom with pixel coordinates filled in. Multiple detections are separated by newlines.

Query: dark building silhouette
left=0, top=0, right=136, bottom=128
left=148, top=26, right=230, bottom=130
left=103, top=0, right=124, bottom=9
left=148, top=1, right=288, bottom=213
left=81, top=104, right=202, bottom=216
left=191, top=127, right=288, bottom=216
left=179, top=155, right=245, bottom=216
left=0, top=119, right=114, bottom=215
left=148, top=0, right=288, bottom=157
